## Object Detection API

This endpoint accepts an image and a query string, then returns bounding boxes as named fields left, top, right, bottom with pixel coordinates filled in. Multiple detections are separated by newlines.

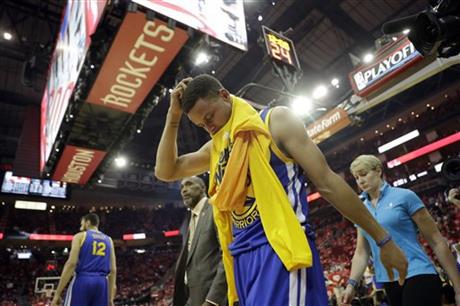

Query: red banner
left=29, top=234, right=74, bottom=241
left=86, top=12, right=189, bottom=113
left=387, top=132, right=460, bottom=168
left=164, top=230, right=180, bottom=237
left=53, top=146, right=106, bottom=185
left=123, top=233, right=147, bottom=240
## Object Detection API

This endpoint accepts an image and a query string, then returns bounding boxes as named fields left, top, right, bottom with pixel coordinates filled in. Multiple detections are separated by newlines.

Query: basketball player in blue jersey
left=155, top=75, right=408, bottom=306
left=51, top=213, right=117, bottom=306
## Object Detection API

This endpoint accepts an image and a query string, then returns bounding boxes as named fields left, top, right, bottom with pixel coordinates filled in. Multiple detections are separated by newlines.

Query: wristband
left=377, top=234, right=392, bottom=247
left=347, top=279, right=358, bottom=289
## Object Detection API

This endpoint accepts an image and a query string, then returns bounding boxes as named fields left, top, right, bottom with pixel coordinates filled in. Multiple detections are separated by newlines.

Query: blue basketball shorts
left=64, top=274, right=108, bottom=306
left=233, top=237, right=328, bottom=306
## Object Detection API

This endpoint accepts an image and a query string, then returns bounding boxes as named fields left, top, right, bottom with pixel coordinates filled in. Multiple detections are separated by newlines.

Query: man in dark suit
left=173, top=176, right=227, bottom=306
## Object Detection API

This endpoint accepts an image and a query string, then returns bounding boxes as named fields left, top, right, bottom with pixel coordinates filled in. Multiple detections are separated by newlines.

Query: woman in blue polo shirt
left=341, top=155, right=460, bottom=306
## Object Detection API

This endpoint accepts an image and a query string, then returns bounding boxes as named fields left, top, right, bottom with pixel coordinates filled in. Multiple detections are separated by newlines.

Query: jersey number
left=92, top=241, right=106, bottom=256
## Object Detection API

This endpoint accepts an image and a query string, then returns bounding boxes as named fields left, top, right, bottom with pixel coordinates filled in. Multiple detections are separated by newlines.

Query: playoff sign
left=349, top=37, right=423, bottom=97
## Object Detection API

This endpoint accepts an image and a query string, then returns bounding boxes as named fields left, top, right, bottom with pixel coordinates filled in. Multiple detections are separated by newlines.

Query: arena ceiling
left=1, top=0, right=458, bottom=202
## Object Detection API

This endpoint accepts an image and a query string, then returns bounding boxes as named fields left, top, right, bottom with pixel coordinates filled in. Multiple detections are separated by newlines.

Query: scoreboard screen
left=1, top=171, right=69, bottom=199
left=262, top=26, right=300, bottom=70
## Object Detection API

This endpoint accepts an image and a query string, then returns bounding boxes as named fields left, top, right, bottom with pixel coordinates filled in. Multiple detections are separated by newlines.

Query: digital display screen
left=40, top=0, right=107, bottom=172
left=133, top=0, right=248, bottom=51
left=1, top=171, right=69, bottom=199
left=262, top=26, right=300, bottom=70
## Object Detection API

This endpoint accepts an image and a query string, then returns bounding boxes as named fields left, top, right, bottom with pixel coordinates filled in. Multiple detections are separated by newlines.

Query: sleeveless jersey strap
left=259, top=108, right=294, bottom=163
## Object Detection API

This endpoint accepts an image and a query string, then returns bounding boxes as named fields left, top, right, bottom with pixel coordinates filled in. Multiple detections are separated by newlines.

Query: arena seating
left=0, top=246, right=179, bottom=306
left=1, top=185, right=457, bottom=305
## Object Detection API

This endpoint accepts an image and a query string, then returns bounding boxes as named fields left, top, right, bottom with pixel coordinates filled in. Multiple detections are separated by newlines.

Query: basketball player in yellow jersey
left=155, top=75, right=408, bottom=306
left=51, top=213, right=117, bottom=306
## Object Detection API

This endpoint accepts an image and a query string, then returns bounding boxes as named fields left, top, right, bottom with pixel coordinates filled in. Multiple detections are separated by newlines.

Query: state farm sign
left=306, top=108, right=351, bottom=144
left=87, top=12, right=188, bottom=113
left=349, top=37, right=423, bottom=96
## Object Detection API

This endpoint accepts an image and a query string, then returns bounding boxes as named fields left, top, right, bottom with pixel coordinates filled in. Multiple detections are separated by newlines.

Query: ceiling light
left=392, top=37, right=398, bottom=41
left=258, top=15, right=263, bottom=22
left=403, top=29, right=410, bottom=34
left=114, top=157, right=127, bottom=168
left=194, top=52, right=210, bottom=66
left=331, top=78, right=339, bottom=86
left=363, top=53, right=374, bottom=63
left=312, top=85, right=328, bottom=99
left=291, top=97, right=312, bottom=116
left=211, top=70, right=216, bottom=74
left=3, top=32, right=12, bottom=40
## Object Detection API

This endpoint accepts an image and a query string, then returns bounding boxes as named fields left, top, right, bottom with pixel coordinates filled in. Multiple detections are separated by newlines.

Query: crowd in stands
left=324, top=96, right=459, bottom=179
left=0, top=245, right=179, bottom=306
left=115, top=248, right=177, bottom=305
left=1, top=205, right=186, bottom=241
left=1, top=184, right=457, bottom=305
left=4, top=209, right=50, bottom=235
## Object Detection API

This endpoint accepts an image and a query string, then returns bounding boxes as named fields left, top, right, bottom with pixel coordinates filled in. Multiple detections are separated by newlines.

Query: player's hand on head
left=380, top=240, right=408, bottom=285
left=170, top=77, right=193, bottom=117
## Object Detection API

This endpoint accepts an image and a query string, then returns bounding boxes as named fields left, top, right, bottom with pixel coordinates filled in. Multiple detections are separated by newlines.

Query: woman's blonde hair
left=350, top=154, right=383, bottom=175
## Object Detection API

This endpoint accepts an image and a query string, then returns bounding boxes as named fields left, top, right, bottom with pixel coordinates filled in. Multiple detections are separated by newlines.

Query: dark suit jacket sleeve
left=205, top=211, right=228, bottom=305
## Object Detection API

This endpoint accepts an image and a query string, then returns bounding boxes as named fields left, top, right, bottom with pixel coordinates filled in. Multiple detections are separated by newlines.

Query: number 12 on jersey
left=92, top=241, right=106, bottom=256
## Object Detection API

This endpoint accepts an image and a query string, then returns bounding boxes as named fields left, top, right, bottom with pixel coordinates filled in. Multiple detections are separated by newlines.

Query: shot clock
left=262, top=26, right=300, bottom=71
